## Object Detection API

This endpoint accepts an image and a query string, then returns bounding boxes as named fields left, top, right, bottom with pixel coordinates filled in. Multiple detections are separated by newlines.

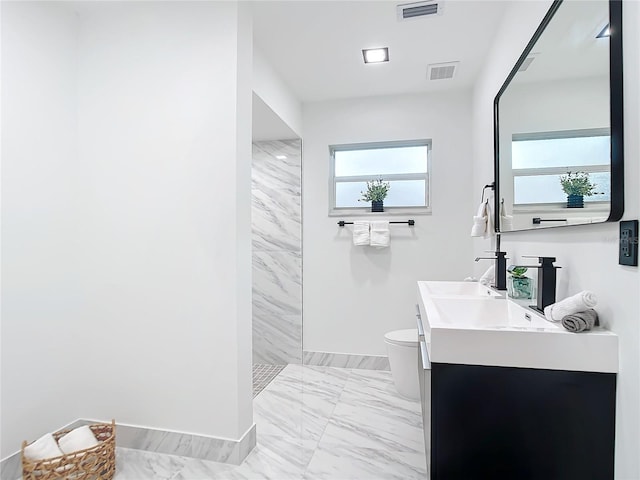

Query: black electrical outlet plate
left=619, top=220, right=638, bottom=266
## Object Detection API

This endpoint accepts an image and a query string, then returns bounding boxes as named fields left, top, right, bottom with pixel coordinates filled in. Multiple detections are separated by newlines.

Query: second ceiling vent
left=427, top=61, right=458, bottom=81
left=397, top=1, right=444, bottom=21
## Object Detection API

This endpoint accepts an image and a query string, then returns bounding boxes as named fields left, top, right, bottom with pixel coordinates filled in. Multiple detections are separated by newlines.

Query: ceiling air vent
left=397, top=1, right=444, bottom=21
left=427, top=61, right=458, bottom=81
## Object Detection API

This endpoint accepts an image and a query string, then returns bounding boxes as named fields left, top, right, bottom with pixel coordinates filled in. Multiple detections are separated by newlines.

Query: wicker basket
left=21, top=420, right=116, bottom=480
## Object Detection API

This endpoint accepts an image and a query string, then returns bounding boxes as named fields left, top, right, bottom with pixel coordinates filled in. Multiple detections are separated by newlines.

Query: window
left=329, top=140, right=431, bottom=214
left=511, top=129, right=610, bottom=205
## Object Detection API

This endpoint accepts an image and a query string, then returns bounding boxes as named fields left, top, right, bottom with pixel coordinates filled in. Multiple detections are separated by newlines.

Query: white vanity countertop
left=417, top=281, right=618, bottom=373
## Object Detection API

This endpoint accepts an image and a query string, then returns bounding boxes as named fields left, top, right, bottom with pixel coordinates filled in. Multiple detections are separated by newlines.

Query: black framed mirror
left=494, top=0, right=623, bottom=232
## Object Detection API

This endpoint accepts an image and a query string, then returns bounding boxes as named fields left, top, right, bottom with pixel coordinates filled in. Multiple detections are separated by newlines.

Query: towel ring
left=480, top=182, right=495, bottom=203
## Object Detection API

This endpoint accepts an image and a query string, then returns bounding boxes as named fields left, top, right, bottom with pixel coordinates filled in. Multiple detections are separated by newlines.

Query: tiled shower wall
left=252, top=139, right=302, bottom=365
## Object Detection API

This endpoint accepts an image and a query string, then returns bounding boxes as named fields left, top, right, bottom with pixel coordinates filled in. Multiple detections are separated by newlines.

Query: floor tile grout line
left=301, top=367, right=355, bottom=478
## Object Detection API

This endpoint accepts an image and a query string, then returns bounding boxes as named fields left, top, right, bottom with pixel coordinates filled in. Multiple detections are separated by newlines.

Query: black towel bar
left=532, top=218, right=567, bottom=224
left=338, top=220, right=415, bottom=227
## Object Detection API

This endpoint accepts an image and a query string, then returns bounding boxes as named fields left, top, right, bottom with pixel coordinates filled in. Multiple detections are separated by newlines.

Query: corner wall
left=1, top=0, right=254, bottom=458
left=471, top=1, right=640, bottom=477
left=302, top=91, right=474, bottom=356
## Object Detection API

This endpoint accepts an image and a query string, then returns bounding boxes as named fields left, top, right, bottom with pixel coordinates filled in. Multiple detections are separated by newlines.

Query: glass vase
left=507, top=276, right=533, bottom=299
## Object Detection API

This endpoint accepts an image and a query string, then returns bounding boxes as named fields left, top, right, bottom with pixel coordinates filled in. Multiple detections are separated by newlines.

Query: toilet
left=384, top=329, right=420, bottom=400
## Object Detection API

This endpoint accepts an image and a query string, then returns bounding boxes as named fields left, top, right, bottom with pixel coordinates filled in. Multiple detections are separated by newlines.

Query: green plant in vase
left=506, top=265, right=532, bottom=299
left=559, top=171, right=598, bottom=208
left=359, top=178, right=390, bottom=212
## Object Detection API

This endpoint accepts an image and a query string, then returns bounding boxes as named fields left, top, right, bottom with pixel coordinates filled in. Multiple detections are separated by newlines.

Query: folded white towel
left=479, top=265, right=495, bottom=286
left=500, top=202, right=513, bottom=231
left=369, top=221, right=390, bottom=248
left=57, top=426, right=100, bottom=454
left=23, top=433, right=64, bottom=461
left=352, top=221, right=370, bottom=246
left=543, top=291, right=598, bottom=322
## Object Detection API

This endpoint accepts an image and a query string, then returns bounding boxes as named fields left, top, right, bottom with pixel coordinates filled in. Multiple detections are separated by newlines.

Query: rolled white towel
left=370, top=221, right=390, bottom=248
left=352, top=221, right=370, bottom=246
left=57, top=425, right=100, bottom=454
left=23, top=433, right=64, bottom=461
left=543, top=291, right=598, bottom=322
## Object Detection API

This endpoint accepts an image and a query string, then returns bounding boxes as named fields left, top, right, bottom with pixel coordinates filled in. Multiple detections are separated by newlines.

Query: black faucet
left=475, top=251, right=507, bottom=290
left=518, top=256, right=561, bottom=312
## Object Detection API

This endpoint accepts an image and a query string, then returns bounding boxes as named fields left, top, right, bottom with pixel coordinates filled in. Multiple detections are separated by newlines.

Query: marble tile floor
left=252, top=364, right=286, bottom=397
left=114, top=365, right=427, bottom=479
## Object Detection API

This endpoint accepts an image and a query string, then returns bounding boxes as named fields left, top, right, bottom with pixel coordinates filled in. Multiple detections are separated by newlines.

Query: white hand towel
left=479, top=265, right=495, bottom=286
left=57, top=426, right=100, bottom=454
left=23, top=433, right=64, bottom=461
left=471, top=201, right=493, bottom=237
left=543, top=290, right=598, bottom=322
left=352, top=221, right=370, bottom=246
left=500, top=202, right=513, bottom=231
left=370, top=221, right=390, bottom=248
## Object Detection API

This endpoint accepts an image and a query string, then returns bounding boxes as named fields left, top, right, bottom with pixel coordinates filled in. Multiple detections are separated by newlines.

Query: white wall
left=253, top=47, right=302, bottom=138
left=472, top=1, right=640, bottom=478
left=1, top=1, right=253, bottom=458
left=303, top=92, right=474, bottom=356
left=1, top=1, right=84, bottom=456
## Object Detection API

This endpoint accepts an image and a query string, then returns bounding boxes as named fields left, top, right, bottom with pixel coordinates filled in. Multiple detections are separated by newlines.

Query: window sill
left=329, top=206, right=432, bottom=217
left=513, top=203, right=610, bottom=214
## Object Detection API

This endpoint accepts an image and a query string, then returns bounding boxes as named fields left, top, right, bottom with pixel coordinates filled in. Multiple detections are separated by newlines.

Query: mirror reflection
left=495, top=0, right=619, bottom=231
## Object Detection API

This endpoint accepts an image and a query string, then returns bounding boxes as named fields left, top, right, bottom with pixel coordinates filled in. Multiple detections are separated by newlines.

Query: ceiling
left=512, top=0, right=609, bottom=85
left=251, top=0, right=509, bottom=103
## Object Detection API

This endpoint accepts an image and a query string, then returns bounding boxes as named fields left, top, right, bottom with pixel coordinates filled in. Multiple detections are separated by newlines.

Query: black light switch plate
left=619, top=220, right=638, bottom=266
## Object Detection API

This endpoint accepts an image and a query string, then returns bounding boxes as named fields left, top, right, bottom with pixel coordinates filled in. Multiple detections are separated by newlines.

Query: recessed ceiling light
left=596, top=24, right=610, bottom=38
left=362, top=47, right=389, bottom=64
left=275, top=155, right=287, bottom=160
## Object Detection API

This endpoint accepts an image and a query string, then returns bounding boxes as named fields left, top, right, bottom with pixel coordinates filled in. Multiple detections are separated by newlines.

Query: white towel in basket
left=23, top=433, right=64, bottom=461
left=58, top=426, right=100, bottom=454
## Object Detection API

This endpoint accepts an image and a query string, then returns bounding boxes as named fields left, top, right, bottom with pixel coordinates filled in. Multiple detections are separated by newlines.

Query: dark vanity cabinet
left=421, top=361, right=616, bottom=479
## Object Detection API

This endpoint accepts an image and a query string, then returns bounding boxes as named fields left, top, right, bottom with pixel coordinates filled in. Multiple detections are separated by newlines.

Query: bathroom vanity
left=416, top=281, right=618, bottom=480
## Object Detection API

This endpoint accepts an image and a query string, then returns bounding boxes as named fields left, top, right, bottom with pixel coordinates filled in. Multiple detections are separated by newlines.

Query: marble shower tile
left=252, top=313, right=302, bottom=365
left=303, top=351, right=390, bottom=371
left=252, top=140, right=302, bottom=197
left=303, top=444, right=427, bottom=480
left=252, top=140, right=301, bottom=167
left=251, top=189, right=301, bottom=252
left=252, top=251, right=302, bottom=317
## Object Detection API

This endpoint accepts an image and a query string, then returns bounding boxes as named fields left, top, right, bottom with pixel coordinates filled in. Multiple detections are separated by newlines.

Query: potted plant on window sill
left=560, top=171, right=598, bottom=208
left=359, top=178, right=390, bottom=212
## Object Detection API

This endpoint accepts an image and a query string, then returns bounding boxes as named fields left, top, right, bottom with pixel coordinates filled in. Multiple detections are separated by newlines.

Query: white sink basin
left=426, top=296, right=559, bottom=330
left=418, top=281, right=503, bottom=298
left=417, top=283, right=618, bottom=373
